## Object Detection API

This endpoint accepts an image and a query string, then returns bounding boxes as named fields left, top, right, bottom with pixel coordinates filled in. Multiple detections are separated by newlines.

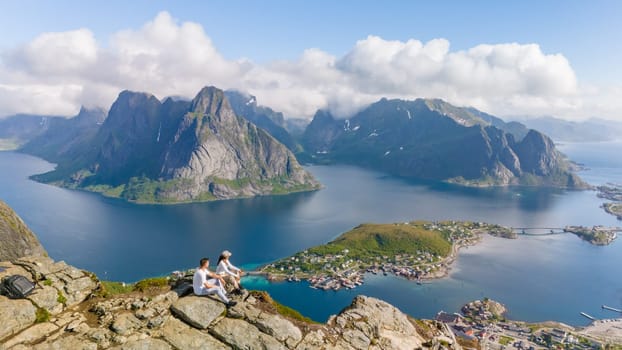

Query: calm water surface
left=0, top=141, right=620, bottom=325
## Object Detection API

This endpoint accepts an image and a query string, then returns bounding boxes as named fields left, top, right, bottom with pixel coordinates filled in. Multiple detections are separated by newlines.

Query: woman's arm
left=219, top=261, right=239, bottom=277
left=226, top=260, right=241, bottom=273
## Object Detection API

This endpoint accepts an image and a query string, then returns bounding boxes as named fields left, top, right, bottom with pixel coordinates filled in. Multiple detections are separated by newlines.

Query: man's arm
left=208, top=270, right=226, bottom=284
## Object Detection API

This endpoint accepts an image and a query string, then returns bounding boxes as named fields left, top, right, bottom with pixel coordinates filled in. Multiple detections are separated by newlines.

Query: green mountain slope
left=302, top=98, right=585, bottom=188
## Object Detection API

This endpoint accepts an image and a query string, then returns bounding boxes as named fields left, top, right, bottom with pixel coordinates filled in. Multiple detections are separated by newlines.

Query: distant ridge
left=302, top=98, right=586, bottom=188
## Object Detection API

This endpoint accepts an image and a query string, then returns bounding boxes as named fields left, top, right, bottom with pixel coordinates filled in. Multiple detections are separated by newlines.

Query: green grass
left=56, top=291, right=67, bottom=305
left=308, top=222, right=452, bottom=259
left=499, top=335, right=514, bottom=346
left=250, top=291, right=317, bottom=323
left=35, top=307, right=50, bottom=323
left=133, top=277, right=169, bottom=292
left=98, top=276, right=170, bottom=297
left=99, top=281, right=134, bottom=297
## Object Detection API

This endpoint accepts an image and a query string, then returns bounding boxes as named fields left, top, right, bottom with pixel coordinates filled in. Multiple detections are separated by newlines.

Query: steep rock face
left=89, top=91, right=163, bottom=185
left=225, top=90, right=299, bottom=151
left=513, top=129, right=559, bottom=176
left=33, top=86, right=319, bottom=203
left=302, top=98, right=585, bottom=188
left=0, top=200, right=46, bottom=261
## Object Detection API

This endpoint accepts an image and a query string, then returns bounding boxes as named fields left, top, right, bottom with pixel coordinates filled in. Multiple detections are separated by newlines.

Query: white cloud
left=0, top=11, right=619, bottom=122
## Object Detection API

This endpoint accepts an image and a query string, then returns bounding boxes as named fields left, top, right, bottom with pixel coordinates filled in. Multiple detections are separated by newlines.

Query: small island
left=563, top=225, right=620, bottom=245
left=260, top=221, right=514, bottom=290
left=603, top=203, right=622, bottom=221
left=597, top=184, right=622, bottom=220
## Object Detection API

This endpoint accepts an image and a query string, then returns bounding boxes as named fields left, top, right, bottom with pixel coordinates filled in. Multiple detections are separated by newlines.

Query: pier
left=602, top=305, right=622, bottom=313
left=581, top=312, right=597, bottom=321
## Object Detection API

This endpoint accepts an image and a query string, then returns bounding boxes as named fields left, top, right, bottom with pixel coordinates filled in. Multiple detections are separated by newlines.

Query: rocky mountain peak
left=190, top=86, right=233, bottom=119
left=32, top=86, right=319, bottom=203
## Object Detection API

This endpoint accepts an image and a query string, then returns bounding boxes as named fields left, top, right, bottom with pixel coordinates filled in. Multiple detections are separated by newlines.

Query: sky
left=0, top=0, right=620, bottom=121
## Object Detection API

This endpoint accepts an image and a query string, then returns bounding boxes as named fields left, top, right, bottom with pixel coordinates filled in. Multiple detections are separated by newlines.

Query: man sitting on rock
left=193, top=257, right=237, bottom=307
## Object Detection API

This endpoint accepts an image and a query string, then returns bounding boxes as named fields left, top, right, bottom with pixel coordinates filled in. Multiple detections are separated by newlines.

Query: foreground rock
left=0, top=256, right=462, bottom=350
left=0, top=200, right=46, bottom=261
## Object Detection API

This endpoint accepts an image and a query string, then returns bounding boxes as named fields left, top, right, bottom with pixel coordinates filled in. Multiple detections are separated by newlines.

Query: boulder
left=28, top=285, right=63, bottom=314
left=161, top=317, right=228, bottom=350
left=295, top=330, right=328, bottom=350
left=62, top=276, right=97, bottom=306
left=328, top=296, right=425, bottom=349
left=248, top=310, right=303, bottom=347
left=111, top=313, right=142, bottom=336
left=170, top=296, right=225, bottom=329
left=0, top=296, right=36, bottom=340
left=210, top=317, right=286, bottom=350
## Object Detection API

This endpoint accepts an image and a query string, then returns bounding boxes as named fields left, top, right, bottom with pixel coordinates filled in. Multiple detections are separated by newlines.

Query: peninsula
left=260, top=221, right=620, bottom=291
left=261, top=221, right=514, bottom=290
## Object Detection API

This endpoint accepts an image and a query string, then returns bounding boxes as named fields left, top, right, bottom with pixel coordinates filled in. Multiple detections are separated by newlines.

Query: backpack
left=0, top=275, right=36, bottom=299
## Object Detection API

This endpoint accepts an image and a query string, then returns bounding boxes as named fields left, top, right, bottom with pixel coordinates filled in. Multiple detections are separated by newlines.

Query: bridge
left=511, top=227, right=566, bottom=235
left=511, top=226, right=622, bottom=236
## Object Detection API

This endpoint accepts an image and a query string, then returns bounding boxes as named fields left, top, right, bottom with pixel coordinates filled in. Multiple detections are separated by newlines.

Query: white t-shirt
left=193, top=268, right=208, bottom=294
left=216, top=260, right=240, bottom=277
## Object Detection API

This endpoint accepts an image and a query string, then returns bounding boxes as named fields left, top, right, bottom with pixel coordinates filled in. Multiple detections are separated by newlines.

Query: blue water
left=0, top=141, right=621, bottom=325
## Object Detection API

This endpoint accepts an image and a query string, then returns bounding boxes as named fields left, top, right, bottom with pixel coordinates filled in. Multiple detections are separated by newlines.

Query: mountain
left=33, top=86, right=319, bottom=203
left=303, top=98, right=585, bottom=188
left=0, top=200, right=46, bottom=261
left=284, top=117, right=309, bottom=137
left=512, top=116, right=622, bottom=142
left=224, top=90, right=300, bottom=151
left=20, top=107, right=107, bottom=162
left=0, top=114, right=63, bottom=150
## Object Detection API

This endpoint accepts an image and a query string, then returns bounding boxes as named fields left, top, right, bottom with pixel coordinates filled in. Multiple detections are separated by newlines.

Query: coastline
left=254, top=222, right=620, bottom=291
left=257, top=222, right=516, bottom=290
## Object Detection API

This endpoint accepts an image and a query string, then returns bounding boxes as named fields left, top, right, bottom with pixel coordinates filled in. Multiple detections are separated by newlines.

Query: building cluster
left=436, top=300, right=607, bottom=349
left=263, top=221, right=516, bottom=290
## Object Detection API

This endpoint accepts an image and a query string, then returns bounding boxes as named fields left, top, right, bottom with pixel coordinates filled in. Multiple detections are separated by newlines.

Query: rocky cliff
left=0, top=255, right=461, bottom=350
left=225, top=90, right=300, bottom=152
left=32, top=86, right=319, bottom=203
left=302, top=98, right=586, bottom=188
left=0, top=200, right=46, bottom=261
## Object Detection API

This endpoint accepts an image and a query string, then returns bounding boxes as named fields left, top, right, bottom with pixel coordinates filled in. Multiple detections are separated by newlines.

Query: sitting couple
left=192, top=250, right=244, bottom=307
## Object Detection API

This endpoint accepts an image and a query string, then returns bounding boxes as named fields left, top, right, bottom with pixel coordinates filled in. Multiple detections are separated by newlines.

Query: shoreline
left=257, top=222, right=512, bottom=290
left=254, top=223, right=620, bottom=291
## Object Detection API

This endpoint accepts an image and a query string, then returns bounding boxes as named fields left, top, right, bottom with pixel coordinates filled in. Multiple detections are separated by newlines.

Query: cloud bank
left=0, top=11, right=619, bottom=121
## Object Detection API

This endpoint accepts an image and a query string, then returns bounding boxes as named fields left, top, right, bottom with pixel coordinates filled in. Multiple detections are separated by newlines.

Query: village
left=261, top=221, right=514, bottom=291
left=434, top=299, right=621, bottom=349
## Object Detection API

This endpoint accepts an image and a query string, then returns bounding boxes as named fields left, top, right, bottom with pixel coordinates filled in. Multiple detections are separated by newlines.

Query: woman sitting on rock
left=216, top=250, right=244, bottom=294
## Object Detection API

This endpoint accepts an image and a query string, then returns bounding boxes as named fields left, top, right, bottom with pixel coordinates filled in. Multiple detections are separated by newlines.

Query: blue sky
left=0, top=1, right=620, bottom=119
left=2, top=0, right=619, bottom=82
